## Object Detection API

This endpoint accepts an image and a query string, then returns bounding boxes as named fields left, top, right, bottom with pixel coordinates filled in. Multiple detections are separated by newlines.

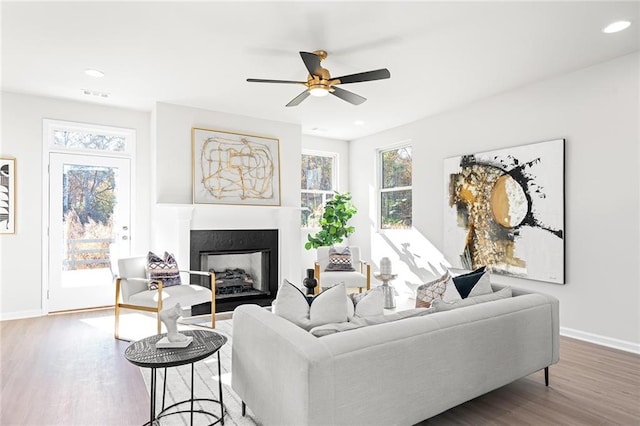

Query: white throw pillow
left=310, top=283, right=349, bottom=327
left=349, top=287, right=385, bottom=318
left=467, top=272, right=493, bottom=298
left=273, top=280, right=349, bottom=330
left=442, top=277, right=462, bottom=302
left=273, top=279, right=311, bottom=329
left=346, top=294, right=355, bottom=319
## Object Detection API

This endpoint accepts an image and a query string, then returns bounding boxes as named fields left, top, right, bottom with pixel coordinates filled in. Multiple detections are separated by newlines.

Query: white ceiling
left=2, top=1, right=638, bottom=140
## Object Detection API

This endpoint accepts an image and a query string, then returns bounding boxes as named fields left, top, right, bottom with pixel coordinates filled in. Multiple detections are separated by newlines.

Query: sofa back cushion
left=273, top=280, right=350, bottom=330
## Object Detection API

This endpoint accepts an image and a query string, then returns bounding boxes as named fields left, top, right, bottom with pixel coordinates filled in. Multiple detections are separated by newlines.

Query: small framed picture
left=0, top=157, right=16, bottom=234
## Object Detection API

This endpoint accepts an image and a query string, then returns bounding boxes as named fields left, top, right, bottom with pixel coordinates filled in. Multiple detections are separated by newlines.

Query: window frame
left=301, top=149, right=339, bottom=229
left=378, top=143, right=413, bottom=230
left=43, top=119, right=135, bottom=156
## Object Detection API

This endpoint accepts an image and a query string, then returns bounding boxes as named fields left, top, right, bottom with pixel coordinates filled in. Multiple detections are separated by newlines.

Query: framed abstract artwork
left=443, top=139, right=565, bottom=284
left=0, top=157, right=16, bottom=234
left=192, top=127, right=281, bottom=206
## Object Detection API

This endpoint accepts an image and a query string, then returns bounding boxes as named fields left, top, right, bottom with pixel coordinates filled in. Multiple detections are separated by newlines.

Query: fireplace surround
left=190, top=229, right=278, bottom=313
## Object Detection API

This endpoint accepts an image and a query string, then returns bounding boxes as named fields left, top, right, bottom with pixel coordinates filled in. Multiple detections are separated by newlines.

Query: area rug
left=139, top=319, right=259, bottom=426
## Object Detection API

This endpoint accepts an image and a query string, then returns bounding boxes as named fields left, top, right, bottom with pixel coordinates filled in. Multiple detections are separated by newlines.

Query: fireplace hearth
left=190, top=229, right=278, bottom=314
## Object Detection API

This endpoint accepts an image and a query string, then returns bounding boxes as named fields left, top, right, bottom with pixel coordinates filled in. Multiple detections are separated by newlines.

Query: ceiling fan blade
left=330, top=86, right=366, bottom=105
left=247, top=78, right=305, bottom=84
left=334, top=68, right=391, bottom=84
left=300, top=51, right=323, bottom=76
left=286, top=90, right=310, bottom=107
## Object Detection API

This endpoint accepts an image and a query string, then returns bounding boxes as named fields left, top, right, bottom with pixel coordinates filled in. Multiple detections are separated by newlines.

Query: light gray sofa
left=231, top=285, right=559, bottom=426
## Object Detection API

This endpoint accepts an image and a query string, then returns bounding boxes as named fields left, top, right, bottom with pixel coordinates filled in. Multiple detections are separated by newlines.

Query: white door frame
left=41, top=119, right=136, bottom=314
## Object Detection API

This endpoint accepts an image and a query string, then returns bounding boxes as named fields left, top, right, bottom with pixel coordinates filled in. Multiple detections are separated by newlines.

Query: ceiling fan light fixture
left=309, top=86, right=330, bottom=97
left=602, top=20, right=631, bottom=33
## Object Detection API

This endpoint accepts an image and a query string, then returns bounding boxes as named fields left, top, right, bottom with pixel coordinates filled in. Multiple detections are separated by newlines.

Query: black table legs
left=145, top=354, right=225, bottom=426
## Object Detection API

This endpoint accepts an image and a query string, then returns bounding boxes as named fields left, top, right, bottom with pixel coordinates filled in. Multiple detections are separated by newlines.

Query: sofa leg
left=544, top=366, right=549, bottom=386
left=242, top=401, right=246, bottom=416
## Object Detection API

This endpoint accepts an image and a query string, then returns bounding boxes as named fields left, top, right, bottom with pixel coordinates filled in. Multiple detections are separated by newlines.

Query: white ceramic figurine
left=159, top=303, right=189, bottom=343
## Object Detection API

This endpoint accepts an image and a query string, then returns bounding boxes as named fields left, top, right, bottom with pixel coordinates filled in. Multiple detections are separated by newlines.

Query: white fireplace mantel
left=152, top=203, right=302, bottom=285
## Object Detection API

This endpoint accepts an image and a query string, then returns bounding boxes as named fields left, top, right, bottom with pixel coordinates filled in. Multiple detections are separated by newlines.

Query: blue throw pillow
left=452, top=266, right=486, bottom=299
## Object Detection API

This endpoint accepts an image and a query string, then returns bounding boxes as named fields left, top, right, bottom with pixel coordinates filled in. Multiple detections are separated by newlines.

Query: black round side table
left=125, top=329, right=227, bottom=426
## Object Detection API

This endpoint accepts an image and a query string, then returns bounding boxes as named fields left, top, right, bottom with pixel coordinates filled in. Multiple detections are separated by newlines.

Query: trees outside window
left=380, top=146, right=412, bottom=229
left=301, top=152, right=337, bottom=228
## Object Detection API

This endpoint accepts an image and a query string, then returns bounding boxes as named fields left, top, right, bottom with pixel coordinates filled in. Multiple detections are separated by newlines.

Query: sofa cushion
left=273, top=280, right=350, bottom=330
left=452, top=266, right=487, bottom=298
left=349, top=287, right=384, bottom=318
left=146, top=251, right=181, bottom=290
left=432, top=286, right=512, bottom=311
left=309, top=307, right=434, bottom=337
left=325, top=246, right=356, bottom=272
left=128, top=284, right=211, bottom=308
left=467, top=271, right=493, bottom=298
left=415, top=271, right=451, bottom=308
left=442, top=276, right=463, bottom=302
left=272, top=279, right=312, bottom=329
left=310, top=282, right=349, bottom=327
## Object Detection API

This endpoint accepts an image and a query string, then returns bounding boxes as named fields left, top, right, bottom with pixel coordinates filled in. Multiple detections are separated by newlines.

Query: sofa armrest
left=490, top=284, right=559, bottom=364
left=232, top=305, right=335, bottom=426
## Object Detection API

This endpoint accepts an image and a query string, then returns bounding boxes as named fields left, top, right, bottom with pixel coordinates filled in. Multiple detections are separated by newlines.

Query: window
left=301, top=152, right=337, bottom=228
left=45, top=119, right=133, bottom=154
left=380, top=145, right=412, bottom=229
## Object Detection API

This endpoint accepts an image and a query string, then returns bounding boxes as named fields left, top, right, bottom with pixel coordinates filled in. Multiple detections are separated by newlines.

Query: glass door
left=48, top=153, right=131, bottom=311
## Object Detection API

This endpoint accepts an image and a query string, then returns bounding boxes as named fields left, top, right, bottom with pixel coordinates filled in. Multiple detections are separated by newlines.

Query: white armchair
left=314, top=246, right=371, bottom=294
left=114, top=256, right=215, bottom=340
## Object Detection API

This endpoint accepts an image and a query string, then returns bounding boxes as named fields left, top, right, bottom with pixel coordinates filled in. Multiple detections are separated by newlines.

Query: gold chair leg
left=114, top=304, right=120, bottom=339
left=114, top=278, right=121, bottom=339
left=314, top=263, right=321, bottom=295
left=157, top=281, right=163, bottom=334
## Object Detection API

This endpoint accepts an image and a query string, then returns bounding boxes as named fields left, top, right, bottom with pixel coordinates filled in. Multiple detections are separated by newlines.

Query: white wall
left=0, top=92, right=151, bottom=319
left=151, top=102, right=302, bottom=284
left=349, top=53, right=640, bottom=351
left=299, top=135, right=350, bottom=281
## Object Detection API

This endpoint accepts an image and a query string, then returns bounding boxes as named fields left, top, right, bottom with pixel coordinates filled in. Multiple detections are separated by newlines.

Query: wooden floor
left=1, top=309, right=639, bottom=426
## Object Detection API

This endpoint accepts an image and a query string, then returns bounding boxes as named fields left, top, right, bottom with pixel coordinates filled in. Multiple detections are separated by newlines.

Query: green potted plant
left=305, top=191, right=357, bottom=250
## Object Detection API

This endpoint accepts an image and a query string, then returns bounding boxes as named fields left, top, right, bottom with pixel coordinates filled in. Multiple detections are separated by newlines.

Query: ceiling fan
left=246, top=50, right=391, bottom=107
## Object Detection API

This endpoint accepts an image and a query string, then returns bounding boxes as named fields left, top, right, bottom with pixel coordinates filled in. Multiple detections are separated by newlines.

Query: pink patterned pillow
left=415, top=271, right=452, bottom=308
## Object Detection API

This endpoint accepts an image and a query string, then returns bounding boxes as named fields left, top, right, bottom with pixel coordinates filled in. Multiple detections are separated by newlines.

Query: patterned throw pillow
left=325, top=246, right=356, bottom=272
left=146, top=251, right=182, bottom=290
left=415, top=271, right=452, bottom=308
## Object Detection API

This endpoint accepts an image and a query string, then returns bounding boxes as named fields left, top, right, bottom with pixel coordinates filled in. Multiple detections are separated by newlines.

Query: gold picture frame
left=192, top=127, right=281, bottom=206
left=0, top=157, right=16, bottom=234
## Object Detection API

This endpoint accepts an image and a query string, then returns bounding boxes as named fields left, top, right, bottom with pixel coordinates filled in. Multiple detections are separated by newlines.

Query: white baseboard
left=561, top=326, right=640, bottom=354
left=0, top=309, right=44, bottom=322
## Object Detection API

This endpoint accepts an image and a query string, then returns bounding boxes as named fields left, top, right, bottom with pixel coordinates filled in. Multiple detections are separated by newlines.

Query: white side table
left=374, top=273, right=398, bottom=309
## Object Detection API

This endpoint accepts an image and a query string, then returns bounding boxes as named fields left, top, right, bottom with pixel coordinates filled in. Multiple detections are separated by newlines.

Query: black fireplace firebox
left=190, top=229, right=278, bottom=314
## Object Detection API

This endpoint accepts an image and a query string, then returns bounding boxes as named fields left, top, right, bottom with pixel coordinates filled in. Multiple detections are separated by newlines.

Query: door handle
left=122, top=236, right=129, bottom=240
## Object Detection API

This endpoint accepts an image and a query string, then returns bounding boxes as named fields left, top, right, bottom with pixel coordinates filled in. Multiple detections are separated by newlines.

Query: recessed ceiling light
left=354, top=120, right=365, bottom=126
left=84, top=68, right=105, bottom=78
left=602, top=20, right=631, bottom=34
